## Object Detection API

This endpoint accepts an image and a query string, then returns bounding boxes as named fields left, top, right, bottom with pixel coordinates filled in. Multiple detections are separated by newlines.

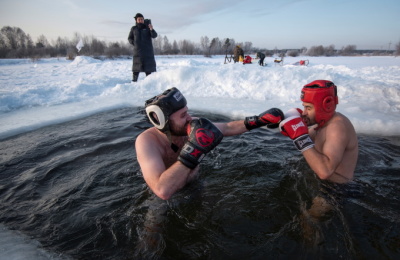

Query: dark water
left=0, top=107, right=399, bottom=260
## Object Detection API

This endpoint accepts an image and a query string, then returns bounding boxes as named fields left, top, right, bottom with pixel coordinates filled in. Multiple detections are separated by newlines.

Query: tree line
left=1, top=26, right=399, bottom=60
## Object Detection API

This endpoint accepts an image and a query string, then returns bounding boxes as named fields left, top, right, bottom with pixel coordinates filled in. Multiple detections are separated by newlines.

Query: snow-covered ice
left=1, top=55, right=399, bottom=139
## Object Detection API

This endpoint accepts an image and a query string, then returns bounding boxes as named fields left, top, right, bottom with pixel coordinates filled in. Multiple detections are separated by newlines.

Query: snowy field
left=0, top=55, right=399, bottom=140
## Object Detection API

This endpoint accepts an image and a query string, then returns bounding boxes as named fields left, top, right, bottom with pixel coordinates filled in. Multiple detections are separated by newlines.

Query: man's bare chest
left=162, top=137, right=187, bottom=168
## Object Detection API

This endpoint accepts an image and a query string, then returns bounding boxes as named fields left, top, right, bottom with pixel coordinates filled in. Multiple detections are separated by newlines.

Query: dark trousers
left=133, top=72, right=152, bottom=82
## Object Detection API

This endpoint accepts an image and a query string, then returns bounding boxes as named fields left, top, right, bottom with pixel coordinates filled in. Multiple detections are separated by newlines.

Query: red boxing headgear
left=301, top=80, right=339, bottom=128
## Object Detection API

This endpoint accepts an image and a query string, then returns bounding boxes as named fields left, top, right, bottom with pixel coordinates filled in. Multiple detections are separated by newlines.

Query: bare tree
left=172, top=40, right=179, bottom=54
left=243, top=42, right=253, bottom=54
left=36, top=35, right=49, bottom=48
left=324, top=45, right=336, bottom=56
left=180, top=40, right=195, bottom=55
left=53, top=36, right=69, bottom=56
left=229, top=38, right=236, bottom=53
left=1, top=26, right=22, bottom=50
left=200, top=36, right=209, bottom=55
left=223, top=38, right=231, bottom=53
left=89, top=37, right=106, bottom=56
left=206, top=37, right=218, bottom=57
left=307, top=45, right=325, bottom=56
left=152, top=34, right=163, bottom=55
left=163, top=36, right=172, bottom=54
left=8, top=24, right=390, bottom=59
left=395, top=41, right=400, bottom=56
left=0, top=34, right=6, bottom=57
left=105, top=42, right=122, bottom=58
left=265, top=49, right=273, bottom=56
left=286, top=50, right=299, bottom=57
left=0, top=26, right=34, bottom=57
left=214, top=38, right=222, bottom=54
left=340, top=45, right=357, bottom=56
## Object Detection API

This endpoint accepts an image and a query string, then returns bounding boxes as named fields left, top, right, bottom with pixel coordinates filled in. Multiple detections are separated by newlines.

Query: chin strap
left=164, top=128, right=179, bottom=153
left=171, top=143, right=179, bottom=153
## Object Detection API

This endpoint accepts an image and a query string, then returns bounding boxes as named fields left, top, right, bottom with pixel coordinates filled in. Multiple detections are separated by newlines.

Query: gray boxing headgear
left=145, top=88, right=187, bottom=132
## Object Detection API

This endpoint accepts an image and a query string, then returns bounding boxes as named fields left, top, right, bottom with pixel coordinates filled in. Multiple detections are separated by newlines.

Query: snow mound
left=69, top=56, right=102, bottom=66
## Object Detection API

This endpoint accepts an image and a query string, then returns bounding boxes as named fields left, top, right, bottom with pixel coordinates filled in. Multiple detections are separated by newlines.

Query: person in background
left=256, top=52, right=266, bottom=66
left=242, top=55, right=252, bottom=64
left=233, top=45, right=244, bottom=63
left=278, top=80, right=359, bottom=243
left=135, top=87, right=284, bottom=200
left=128, top=13, right=158, bottom=82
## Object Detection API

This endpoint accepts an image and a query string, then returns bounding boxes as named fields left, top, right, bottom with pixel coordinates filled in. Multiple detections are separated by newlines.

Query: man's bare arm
left=215, top=120, right=248, bottom=136
left=136, top=133, right=192, bottom=200
left=302, top=123, right=347, bottom=179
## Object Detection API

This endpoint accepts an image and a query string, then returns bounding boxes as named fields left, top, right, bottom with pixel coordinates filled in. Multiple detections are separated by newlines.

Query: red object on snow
left=243, top=55, right=252, bottom=64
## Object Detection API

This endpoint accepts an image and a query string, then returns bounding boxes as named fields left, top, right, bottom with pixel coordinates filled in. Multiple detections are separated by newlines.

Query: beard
left=303, top=116, right=315, bottom=126
left=169, top=120, right=189, bottom=136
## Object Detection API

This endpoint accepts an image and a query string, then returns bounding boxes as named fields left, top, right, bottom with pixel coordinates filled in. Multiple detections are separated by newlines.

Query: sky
left=0, top=0, right=399, bottom=50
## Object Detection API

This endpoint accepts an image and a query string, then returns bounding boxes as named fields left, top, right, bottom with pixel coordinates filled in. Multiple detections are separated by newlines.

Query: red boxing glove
left=279, top=116, right=314, bottom=152
left=284, top=108, right=303, bottom=118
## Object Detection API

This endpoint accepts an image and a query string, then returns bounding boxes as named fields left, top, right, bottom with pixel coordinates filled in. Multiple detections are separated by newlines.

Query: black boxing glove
left=178, top=118, right=224, bottom=169
left=244, top=108, right=284, bottom=130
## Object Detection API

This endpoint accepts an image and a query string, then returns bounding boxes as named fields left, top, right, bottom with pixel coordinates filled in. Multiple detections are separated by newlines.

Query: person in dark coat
left=256, top=52, right=266, bottom=66
left=233, top=45, right=244, bottom=63
left=128, top=13, right=158, bottom=82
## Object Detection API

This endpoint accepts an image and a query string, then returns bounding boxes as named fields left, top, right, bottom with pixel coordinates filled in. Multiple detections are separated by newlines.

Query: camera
left=144, top=19, right=151, bottom=25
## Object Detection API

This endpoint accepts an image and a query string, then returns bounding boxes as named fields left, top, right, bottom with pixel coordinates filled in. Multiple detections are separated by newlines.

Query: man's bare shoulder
left=314, top=113, right=357, bottom=147
left=136, top=128, right=166, bottom=150
left=138, top=127, right=159, bottom=140
left=324, top=113, right=358, bottom=150
left=325, top=113, right=355, bottom=132
left=333, top=112, right=353, bottom=125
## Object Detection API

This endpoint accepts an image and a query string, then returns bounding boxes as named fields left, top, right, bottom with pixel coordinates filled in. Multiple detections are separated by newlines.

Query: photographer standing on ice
left=128, top=13, right=158, bottom=82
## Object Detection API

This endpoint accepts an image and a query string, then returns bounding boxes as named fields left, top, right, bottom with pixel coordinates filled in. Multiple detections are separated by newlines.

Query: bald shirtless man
left=136, top=87, right=284, bottom=200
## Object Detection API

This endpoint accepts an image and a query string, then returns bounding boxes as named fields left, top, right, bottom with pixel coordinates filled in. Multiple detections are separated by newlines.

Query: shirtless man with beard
left=136, top=87, right=284, bottom=200
left=278, top=80, right=359, bottom=243
left=279, top=80, right=358, bottom=183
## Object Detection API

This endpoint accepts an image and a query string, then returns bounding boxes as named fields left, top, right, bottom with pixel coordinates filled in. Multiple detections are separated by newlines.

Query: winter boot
left=132, top=72, right=139, bottom=82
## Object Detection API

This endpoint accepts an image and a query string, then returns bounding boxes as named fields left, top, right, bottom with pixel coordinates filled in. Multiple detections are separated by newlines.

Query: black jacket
left=256, top=52, right=265, bottom=60
left=233, top=46, right=244, bottom=62
left=128, top=24, right=158, bottom=72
